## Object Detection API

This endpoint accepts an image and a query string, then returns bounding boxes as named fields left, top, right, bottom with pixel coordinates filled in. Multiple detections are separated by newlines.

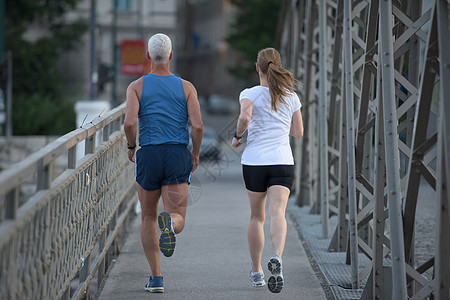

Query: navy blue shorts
left=135, top=144, right=193, bottom=191
left=242, top=164, right=295, bottom=192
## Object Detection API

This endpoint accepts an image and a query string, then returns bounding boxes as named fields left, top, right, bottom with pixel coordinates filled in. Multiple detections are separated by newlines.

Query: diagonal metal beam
left=402, top=1, right=438, bottom=265
left=319, top=0, right=330, bottom=238
left=373, top=76, right=387, bottom=299
left=328, top=0, right=344, bottom=148
left=435, top=1, right=450, bottom=299
left=343, top=0, right=359, bottom=289
left=392, top=5, right=428, bottom=41
left=355, top=0, right=379, bottom=178
left=392, top=8, right=431, bottom=53
left=297, top=0, right=316, bottom=207
left=379, top=1, right=407, bottom=298
left=436, top=0, right=450, bottom=234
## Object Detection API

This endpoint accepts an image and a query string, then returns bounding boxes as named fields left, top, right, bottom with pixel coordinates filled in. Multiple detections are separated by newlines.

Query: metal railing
left=0, top=102, right=137, bottom=300
left=280, top=0, right=449, bottom=299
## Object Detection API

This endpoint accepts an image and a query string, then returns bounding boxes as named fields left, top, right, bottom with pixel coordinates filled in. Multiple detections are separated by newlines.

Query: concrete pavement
left=97, top=146, right=328, bottom=300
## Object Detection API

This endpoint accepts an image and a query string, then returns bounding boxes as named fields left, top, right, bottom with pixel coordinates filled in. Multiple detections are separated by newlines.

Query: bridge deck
left=97, top=149, right=328, bottom=299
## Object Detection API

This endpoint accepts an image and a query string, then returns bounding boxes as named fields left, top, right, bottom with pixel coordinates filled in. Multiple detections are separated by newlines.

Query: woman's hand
left=232, top=137, right=243, bottom=148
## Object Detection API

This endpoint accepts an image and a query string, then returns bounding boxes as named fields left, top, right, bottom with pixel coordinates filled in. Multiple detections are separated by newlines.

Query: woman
left=231, top=48, right=303, bottom=293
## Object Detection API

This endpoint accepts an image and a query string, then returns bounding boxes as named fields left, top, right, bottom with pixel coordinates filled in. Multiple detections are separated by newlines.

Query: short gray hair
left=147, top=33, right=172, bottom=64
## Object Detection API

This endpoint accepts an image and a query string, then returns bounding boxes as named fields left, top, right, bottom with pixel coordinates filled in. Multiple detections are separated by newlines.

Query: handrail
left=0, top=103, right=126, bottom=197
left=0, top=102, right=137, bottom=300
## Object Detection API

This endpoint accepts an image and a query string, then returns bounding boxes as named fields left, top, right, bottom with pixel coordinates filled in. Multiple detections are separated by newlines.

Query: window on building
left=117, top=0, right=131, bottom=11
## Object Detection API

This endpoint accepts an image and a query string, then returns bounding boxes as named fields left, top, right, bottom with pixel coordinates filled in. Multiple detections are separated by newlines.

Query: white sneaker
left=268, top=254, right=283, bottom=293
left=249, top=268, right=266, bottom=287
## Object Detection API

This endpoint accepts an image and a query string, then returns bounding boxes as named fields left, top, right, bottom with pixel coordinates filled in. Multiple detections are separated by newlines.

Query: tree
left=226, top=0, right=282, bottom=82
left=5, top=0, right=87, bottom=135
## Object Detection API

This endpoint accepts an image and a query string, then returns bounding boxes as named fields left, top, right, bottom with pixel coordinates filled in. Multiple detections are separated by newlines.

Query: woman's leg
left=267, top=185, right=290, bottom=256
left=247, top=190, right=267, bottom=272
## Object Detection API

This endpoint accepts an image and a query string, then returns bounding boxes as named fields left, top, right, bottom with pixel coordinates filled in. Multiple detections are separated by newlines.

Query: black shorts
left=242, top=164, right=295, bottom=192
left=136, top=144, right=193, bottom=191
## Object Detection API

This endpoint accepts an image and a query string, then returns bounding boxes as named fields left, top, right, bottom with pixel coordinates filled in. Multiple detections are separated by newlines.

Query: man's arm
left=184, top=79, right=203, bottom=172
left=124, top=79, right=141, bottom=162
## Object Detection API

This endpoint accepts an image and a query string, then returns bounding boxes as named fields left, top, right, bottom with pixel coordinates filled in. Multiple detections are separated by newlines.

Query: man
left=124, top=33, right=203, bottom=293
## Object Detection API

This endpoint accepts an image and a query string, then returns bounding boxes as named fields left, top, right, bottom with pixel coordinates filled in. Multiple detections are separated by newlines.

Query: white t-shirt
left=239, top=85, right=302, bottom=165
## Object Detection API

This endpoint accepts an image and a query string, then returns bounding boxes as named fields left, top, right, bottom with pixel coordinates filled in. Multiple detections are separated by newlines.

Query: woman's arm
left=232, top=98, right=253, bottom=148
left=290, top=109, right=304, bottom=139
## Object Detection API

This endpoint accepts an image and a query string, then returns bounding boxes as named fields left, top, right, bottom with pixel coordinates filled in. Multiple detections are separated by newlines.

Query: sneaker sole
left=145, top=287, right=164, bottom=293
left=159, top=231, right=176, bottom=257
left=158, top=212, right=173, bottom=231
left=158, top=212, right=176, bottom=257
left=268, top=257, right=283, bottom=293
left=250, top=280, right=266, bottom=287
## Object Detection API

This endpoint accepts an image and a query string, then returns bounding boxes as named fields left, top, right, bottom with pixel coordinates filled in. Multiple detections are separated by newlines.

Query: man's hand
left=127, top=148, right=136, bottom=163
left=232, top=137, right=243, bottom=148
left=191, top=151, right=199, bottom=172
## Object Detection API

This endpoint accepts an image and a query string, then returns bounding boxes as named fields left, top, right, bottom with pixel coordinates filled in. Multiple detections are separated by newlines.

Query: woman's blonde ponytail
left=257, top=48, right=299, bottom=112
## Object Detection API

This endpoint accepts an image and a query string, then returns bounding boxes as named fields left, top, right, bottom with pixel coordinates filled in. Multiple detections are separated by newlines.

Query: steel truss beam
left=435, top=1, right=450, bottom=298
left=319, top=0, right=330, bottom=238
left=280, top=0, right=450, bottom=299
left=379, top=2, right=407, bottom=298
left=291, top=0, right=317, bottom=208
left=343, top=0, right=360, bottom=289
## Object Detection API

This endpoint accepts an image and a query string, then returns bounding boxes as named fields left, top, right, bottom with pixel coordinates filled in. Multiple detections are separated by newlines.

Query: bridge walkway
left=97, top=148, right=328, bottom=299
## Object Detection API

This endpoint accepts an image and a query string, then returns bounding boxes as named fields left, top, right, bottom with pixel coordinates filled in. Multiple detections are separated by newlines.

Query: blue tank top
left=138, top=74, right=189, bottom=146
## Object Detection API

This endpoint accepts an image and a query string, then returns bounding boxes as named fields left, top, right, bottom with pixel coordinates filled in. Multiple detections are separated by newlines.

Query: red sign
left=120, top=40, right=150, bottom=76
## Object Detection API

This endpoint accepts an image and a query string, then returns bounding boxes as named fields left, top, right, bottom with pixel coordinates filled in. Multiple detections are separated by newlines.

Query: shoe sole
left=145, top=287, right=164, bottom=293
left=158, top=212, right=176, bottom=257
left=250, top=280, right=266, bottom=287
left=268, top=257, right=283, bottom=293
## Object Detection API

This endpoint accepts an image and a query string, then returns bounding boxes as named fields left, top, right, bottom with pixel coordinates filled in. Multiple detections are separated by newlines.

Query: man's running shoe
left=144, top=276, right=164, bottom=293
left=158, top=212, right=176, bottom=257
left=267, top=254, right=283, bottom=293
left=249, top=268, right=266, bottom=287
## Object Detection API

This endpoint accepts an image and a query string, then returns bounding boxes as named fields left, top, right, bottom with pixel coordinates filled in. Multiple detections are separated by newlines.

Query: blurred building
left=176, top=0, right=241, bottom=100
left=56, top=0, right=241, bottom=106
left=58, top=0, right=178, bottom=105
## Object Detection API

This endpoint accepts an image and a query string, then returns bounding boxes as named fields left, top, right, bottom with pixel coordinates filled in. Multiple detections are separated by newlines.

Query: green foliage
left=5, top=0, right=87, bottom=135
left=226, top=0, right=282, bottom=81
left=13, top=93, right=76, bottom=136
